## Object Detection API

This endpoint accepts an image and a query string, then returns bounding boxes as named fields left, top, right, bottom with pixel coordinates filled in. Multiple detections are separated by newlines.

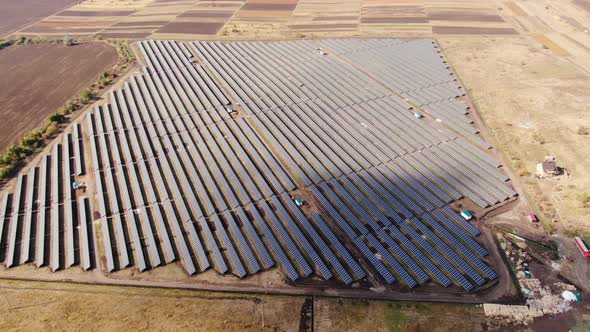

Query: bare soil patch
left=428, top=13, right=505, bottom=22
left=157, top=22, right=224, bottom=34
left=241, top=3, right=297, bottom=11
left=57, top=10, right=135, bottom=17
left=33, top=21, right=114, bottom=28
left=112, top=21, right=169, bottom=27
left=20, top=26, right=101, bottom=34
left=178, top=11, right=234, bottom=18
left=433, top=26, right=517, bottom=34
left=361, top=17, right=428, bottom=24
left=97, top=32, right=153, bottom=38
left=312, top=16, right=357, bottom=21
left=573, top=0, right=590, bottom=12
left=0, top=43, right=117, bottom=152
left=290, top=24, right=358, bottom=30
left=195, top=2, right=243, bottom=8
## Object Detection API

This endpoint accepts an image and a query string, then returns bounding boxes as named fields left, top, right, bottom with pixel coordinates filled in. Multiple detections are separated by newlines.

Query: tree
left=20, top=131, right=43, bottom=149
left=43, top=122, right=59, bottom=139
left=49, top=112, right=66, bottom=123
left=62, top=101, right=78, bottom=115
left=80, top=89, right=96, bottom=104
left=63, top=35, right=74, bottom=46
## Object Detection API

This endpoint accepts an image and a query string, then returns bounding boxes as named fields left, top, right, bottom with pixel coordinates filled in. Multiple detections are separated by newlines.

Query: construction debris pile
left=484, top=235, right=580, bottom=326
left=483, top=272, right=576, bottom=326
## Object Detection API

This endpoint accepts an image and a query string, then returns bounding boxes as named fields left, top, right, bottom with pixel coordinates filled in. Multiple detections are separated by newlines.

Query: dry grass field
left=0, top=279, right=587, bottom=331
left=0, top=279, right=303, bottom=331
left=0, top=42, right=118, bottom=152
left=441, top=35, right=590, bottom=237
left=437, top=0, right=590, bottom=237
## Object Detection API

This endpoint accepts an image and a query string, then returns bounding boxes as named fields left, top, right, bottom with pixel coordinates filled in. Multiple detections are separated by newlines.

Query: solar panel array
left=0, top=124, right=94, bottom=271
left=0, top=39, right=515, bottom=291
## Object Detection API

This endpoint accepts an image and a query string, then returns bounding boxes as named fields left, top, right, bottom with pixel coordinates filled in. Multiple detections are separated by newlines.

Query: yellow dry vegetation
left=0, top=280, right=302, bottom=331
left=440, top=35, right=590, bottom=235
left=532, top=34, right=571, bottom=56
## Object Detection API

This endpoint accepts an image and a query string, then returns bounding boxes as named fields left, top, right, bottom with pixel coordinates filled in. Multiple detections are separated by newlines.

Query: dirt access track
left=0, top=42, right=117, bottom=152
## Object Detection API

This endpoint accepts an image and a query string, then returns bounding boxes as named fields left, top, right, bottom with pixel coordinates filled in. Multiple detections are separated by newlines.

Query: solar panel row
left=0, top=39, right=507, bottom=293
left=0, top=125, right=93, bottom=272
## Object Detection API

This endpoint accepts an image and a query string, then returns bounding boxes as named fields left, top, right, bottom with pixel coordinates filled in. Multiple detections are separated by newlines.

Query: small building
left=414, top=112, right=423, bottom=119
left=536, top=161, right=559, bottom=178
left=460, top=210, right=473, bottom=221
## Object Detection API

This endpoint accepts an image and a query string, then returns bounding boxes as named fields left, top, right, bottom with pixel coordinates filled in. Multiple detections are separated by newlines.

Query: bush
left=48, top=112, right=66, bottom=123
left=0, top=166, right=13, bottom=179
left=97, top=71, right=112, bottom=88
left=578, top=193, right=590, bottom=207
left=62, top=101, right=78, bottom=115
left=518, top=168, right=530, bottom=177
left=43, top=122, right=59, bottom=139
left=15, top=36, right=30, bottom=45
left=20, top=131, right=44, bottom=149
left=0, top=153, right=12, bottom=167
left=576, top=126, right=589, bottom=135
left=63, top=35, right=74, bottom=46
left=80, top=88, right=96, bottom=104
left=0, top=145, right=28, bottom=170
left=113, top=41, right=135, bottom=63
left=0, top=39, right=13, bottom=50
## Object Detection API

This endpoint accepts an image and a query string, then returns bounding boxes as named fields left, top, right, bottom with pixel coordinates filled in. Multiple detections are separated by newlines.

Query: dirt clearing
left=0, top=42, right=117, bottom=152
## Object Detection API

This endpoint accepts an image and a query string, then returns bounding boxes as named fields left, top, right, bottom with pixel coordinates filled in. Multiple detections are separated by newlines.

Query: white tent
left=561, top=291, right=582, bottom=302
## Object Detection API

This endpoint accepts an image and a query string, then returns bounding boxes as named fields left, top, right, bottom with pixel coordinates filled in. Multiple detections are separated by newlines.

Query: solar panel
left=354, top=237, right=396, bottom=284
left=35, top=156, right=49, bottom=268
left=5, top=174, right=25, bottom=267
left=78, top=198, right=92, bottom=271
left=0, top=39, right=513, bottom=291
left=247, top=203, right=298, bottom=281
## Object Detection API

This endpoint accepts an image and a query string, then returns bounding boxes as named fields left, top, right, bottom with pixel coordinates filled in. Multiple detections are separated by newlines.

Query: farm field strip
left=11, top=0, right=521, bottom=38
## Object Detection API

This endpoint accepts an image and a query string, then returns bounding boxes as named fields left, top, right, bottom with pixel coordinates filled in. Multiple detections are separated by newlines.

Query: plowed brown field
left=0, top=0, right=79, bottom=37
left=0, top=42, right=117, bottom=151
